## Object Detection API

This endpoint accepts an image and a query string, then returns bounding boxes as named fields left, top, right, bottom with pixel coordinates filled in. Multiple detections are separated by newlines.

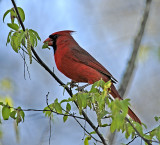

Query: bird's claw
left=76, top=84, right=89, bottom=92
left=70, top=80, right=78, bottom=88
left=69, top=81, right=89, bottom=92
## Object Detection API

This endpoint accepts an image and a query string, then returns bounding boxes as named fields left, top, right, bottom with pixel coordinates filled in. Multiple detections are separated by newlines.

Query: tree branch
left=107, top=0, right=152, bottom=144
left=11, top=0, right=107, bottom=144
left=125, top=118, right=152, bottom=145
left=119, top=0, right=152, bottom=97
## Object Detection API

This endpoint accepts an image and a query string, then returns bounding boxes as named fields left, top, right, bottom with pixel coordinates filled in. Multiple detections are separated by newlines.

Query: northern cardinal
left=44, top=30, right=141, bottom=124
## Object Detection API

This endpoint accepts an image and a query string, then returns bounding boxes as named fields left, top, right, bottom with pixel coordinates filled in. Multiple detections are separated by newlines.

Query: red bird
left=44, top=30, right=141, bottom=124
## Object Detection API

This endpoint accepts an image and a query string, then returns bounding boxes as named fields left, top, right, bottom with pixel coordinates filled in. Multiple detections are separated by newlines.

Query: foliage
left=43, top=80, right=160, bottom=144
left=2, top=5, right=160, bottom=145
left=3, top=7, right=41, bottom=63
left=0, top=78, right=25, bottom=125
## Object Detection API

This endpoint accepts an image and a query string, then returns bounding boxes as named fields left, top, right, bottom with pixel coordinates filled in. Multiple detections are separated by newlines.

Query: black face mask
left=49, top=34, right=59, bottom=53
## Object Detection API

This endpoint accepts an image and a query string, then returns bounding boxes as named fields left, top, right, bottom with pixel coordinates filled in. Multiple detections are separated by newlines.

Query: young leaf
left=54, top=99, right=62, bottom=114
left=43, top=105, right=53, bottom=117
left=89, top=131, right=96, bottom=134
left=84, top=136, right=91, bottom=145
left=101, top=124, right=109, bottom=127
left=66, top=103, right=71, bottom=112
left=3, top=9, right=12, bottom=22
left=42, top=42, right=50, bottom=49
left=29, top=29, right=41, bottom=41
left=16, top=113, right=22, bottom=125
left=84, top=137, right=89, bottom=145
left=20, top=110, right=25, bottom=122
left=110, top=119, right=117, bottom=133
left=60, top=99, right=69, bottom=104
left=154, top=116, right=160, bottom=122
left=2, top=105, right=11, bottom=120
left=10, top=9, right=17, bottom=24
left=6, top=31, right=13, bottom=45
left=17, top=7, right=25, bottom=22
left=63, top=115, right=68, bottom=122
left=10, top=111, right=16, bottom=119
left=10, top=31, right=25, bottom=53
left=28, top=29, right=37, bottom=47
left=7, top=23, right=19, bottom=31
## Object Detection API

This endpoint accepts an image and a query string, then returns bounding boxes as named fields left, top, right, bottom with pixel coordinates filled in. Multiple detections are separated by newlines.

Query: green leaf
left=60, top=99, right=69, bottom=104
left=110, top=119, right=117, bottom=133
left=66, top=103, right=71, bottom=112
left=134, top=122, right=144, bottom=136
left=101, top=123, right=109, bottom=127
left=29, top=29, right=41, bottom=40
left=156, top=126, right=160, bottom=140
left=142, top=123, right=147, bottom=129
left=100, top=110, right=109, bottom=118
left=16, top=114, right=22, bottom=125
left=43, top=105, right=53, bottom=117
left=104, top=80, right=111, bottom=89
left=17, top=7, right=25, bottom=22
left=10, top=111, right=16, bottom=119
left=3, top=9, right=12, bottom=22
left=54, top=99, right=62, bottom=114
left=42, top=42, right=50, bottom=49
left=76, top=94, right=83, bottom=114
left=63, top=115, right=68, bottom=122
left=90, top=131, right=96, bottom=134
left=7, top=23, right=19, bottom=31
left=28, top=29, right=37, bottom=47
left=84, top=136, right=91, bottom=145
left=84, top=137, right=89, bottom=145
left=6, top=31, right=13, bottom=45
left=2, top=105, right=11, bottom=120
left=154, top=116, right=160, bottom=122
left=20, top=110, right=25, bottom=122
left=10, top=9, right=17, bottom=24
left=10, top=31, right=25, bottom=53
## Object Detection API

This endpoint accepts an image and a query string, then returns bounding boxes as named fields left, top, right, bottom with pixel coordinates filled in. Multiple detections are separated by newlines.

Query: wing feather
left=70, top=46, right=118, bottom=83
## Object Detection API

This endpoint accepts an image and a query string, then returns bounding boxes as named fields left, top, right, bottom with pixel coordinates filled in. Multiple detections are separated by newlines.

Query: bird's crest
left=50, top=30, right=75, bottom=36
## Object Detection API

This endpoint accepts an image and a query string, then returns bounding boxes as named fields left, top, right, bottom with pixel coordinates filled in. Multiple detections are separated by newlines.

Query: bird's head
left=43, top=30, right=75, bottom=51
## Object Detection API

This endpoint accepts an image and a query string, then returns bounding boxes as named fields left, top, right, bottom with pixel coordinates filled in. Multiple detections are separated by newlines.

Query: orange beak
left=43, top=37, right=53, bottom=46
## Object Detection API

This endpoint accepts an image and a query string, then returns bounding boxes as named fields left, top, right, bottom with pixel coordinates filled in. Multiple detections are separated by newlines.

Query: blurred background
left=0, top=0, right=160, bottom=145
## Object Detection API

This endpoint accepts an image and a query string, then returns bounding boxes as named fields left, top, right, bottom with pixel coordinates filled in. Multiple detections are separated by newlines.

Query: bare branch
left=118, top=0, right=152, bottom=97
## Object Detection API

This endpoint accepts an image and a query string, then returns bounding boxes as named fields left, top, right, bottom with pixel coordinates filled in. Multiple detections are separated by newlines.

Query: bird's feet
left=70, top=80, right=78, bottom=88
left=77, top=84, right=89, bottom=92
left=69, top=80, right=90, bottom=92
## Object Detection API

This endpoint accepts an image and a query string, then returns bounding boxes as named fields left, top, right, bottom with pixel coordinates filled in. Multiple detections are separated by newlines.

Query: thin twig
left=20, top=46, right=39, bottom=63
left=125, top=118, right=152, bottom=145
left=45, top=92, right=52, bottom=145
left=11, top=0, right=107, bottom=144
left=46, top=93, right=102, bottom=143
left=73, top=115, right=102, bottom=144
left=126, top=127, right=160, bottom=145
left=19, top=50, right=31, bottom=79
left=49, top=115, right=51, bottom=145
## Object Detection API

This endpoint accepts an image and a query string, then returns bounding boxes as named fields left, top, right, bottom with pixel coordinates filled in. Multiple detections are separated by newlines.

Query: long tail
left=110, top=84, right=141, bottom=124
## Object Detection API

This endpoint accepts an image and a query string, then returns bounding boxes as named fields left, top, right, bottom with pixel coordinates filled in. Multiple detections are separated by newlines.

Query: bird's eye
left=49, top=34, right=58, bottom=40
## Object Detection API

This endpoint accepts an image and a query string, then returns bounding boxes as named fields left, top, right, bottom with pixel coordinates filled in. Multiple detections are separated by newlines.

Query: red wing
left=70, top=46, right=118, bottom=83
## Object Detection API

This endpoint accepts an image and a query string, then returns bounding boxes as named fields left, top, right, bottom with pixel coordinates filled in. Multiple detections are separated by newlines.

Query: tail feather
left=110, top=84, right=141, bottom=124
